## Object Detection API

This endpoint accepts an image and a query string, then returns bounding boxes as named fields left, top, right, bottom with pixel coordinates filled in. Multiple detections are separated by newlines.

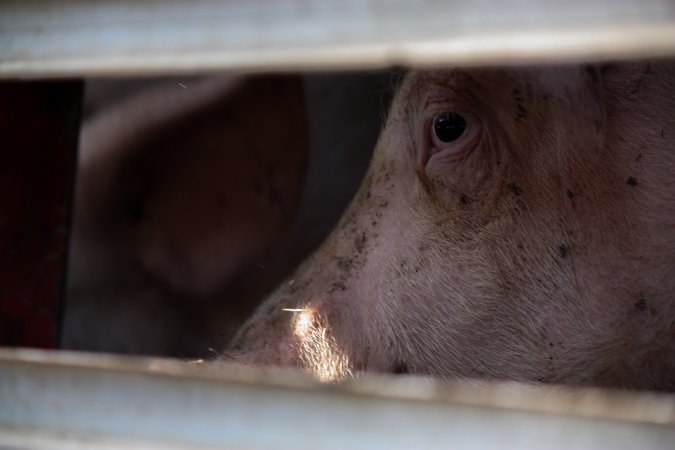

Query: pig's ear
left=74, top=76, right=308, bottom=296
left=134, top=76, right=309, bottom=296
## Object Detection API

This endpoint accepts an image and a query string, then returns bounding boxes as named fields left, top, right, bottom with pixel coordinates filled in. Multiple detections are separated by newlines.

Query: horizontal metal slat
left=1, top=0, right=675, bottom=77
left=1, top=348, right=675, bottom=449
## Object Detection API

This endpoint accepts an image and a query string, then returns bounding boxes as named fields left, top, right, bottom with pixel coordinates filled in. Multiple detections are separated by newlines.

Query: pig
left=64, top=76, right=308, bottom=356
left=63, top=72, right=393, bottom=357
left=228, top=61, right=675, bottom=390
left=70, top=76, right=308, bottom=296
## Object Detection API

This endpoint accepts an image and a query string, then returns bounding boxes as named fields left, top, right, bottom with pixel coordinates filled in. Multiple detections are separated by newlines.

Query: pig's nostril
left=433, top=112, right=467, bottom=143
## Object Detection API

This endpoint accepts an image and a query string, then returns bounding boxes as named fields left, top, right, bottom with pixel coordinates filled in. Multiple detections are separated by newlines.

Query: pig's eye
left=433, top=112, right=467, bottom=143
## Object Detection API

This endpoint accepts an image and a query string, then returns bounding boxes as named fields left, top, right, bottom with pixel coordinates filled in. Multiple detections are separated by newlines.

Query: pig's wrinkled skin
left=228, top=61, right=675, bottom=390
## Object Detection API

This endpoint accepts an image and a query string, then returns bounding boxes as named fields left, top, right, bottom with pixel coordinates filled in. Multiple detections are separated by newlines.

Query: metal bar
left=0, top=81, right=82, bottom=348
left=1, top=348, right=675, bottom=449
left=1, top=0, right=675, bottom=78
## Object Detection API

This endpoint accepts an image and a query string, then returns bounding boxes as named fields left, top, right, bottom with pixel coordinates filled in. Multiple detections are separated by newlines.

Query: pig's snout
left=226, top=63, right=675, bottom=391
left=230, top=302, right=354, bottom=382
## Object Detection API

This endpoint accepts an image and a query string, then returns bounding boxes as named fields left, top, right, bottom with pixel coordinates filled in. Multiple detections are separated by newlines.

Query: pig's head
left=228, top=62, right=675, bottom=390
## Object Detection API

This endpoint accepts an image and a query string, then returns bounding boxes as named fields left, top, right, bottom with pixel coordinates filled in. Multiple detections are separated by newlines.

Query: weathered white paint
left=1, top=348, right=675, bottom=449
left=0, top=0, right=674, bottom=77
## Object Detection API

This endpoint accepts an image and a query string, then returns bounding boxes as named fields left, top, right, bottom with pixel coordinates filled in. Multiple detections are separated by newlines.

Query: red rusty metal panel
left=0, top=81, right=82, bottom=349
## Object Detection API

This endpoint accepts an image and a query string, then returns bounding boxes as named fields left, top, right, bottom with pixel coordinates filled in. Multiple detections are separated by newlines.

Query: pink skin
left=228, top=62, right=675, bottom=390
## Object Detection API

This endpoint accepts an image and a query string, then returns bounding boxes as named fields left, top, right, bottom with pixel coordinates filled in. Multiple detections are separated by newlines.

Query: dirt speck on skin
left=516, top=104, right=527, bottom=120
left=513, top=88, right=527, bottom=120
left=392, top=361, right=409, bottom=374
left=288, top=279, right=308, bottom=295
left=328, top=281, right=346, bottom=293
left=336, top=258, right=353, bottom=272
left=626, top=176, right=638, bottom=187
left=635, top=298, right=647, bottom=312
left=354, top=233, right=367, bottom=253
left=557, top=244, right=568, bottom=259
left=630, top=66, right=650, bottom=95
left=509, top=183, right=523, bottom=196
left=584, top=64, right=598, bottom=83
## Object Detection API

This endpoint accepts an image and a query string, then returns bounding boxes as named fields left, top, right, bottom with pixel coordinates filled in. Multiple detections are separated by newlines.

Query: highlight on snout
left=283, top=306, right=353, bottom=382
